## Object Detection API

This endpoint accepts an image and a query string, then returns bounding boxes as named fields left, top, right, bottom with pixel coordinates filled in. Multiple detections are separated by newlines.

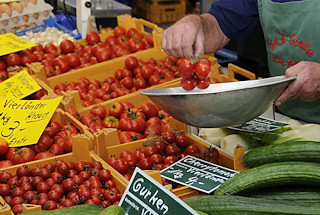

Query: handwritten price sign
left=0, top=70, right=41, bottom=99
left=0, top=97, right=62, bottom=147
left=0, top=33, right=36, bottom=56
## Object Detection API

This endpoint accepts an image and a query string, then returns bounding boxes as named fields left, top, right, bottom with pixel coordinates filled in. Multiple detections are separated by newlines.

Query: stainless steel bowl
left=141, top=76, right=296, bottom=128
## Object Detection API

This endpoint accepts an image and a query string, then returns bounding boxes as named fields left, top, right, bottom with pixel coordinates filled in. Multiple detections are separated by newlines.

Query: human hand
left=275, top=61, right=320, bottom=106
left=161, top=15, right=204, bottom=58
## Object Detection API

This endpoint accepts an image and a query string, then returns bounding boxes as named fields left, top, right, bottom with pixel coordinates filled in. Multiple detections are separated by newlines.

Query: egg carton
left=0, top=0, right=54, bottom=34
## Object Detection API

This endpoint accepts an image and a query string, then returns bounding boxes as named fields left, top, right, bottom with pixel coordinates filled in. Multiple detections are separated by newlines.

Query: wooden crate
left=135, top=0, right=186, bottom=24
left=93, top=126, right=234, bottom=198
left=0, top=136, right=126, bottom=214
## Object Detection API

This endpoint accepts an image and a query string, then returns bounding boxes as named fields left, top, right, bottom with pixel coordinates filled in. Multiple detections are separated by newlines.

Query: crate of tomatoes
left=0, top=109, right=89, bottom=169
left=94, top=125, right=234, bottom=198
left=0, top=139, right=126, bottom=214
left=18, top=14, right=163, bottom=81
left=64, top=87, right=186, bottom=144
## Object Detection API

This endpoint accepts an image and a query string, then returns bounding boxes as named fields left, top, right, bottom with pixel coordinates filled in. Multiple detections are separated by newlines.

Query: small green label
left=161, top=156, right=238, bottom=194
left=119, top=168, right=198, bottom=215
left=229, top=116, right=290, bottom=133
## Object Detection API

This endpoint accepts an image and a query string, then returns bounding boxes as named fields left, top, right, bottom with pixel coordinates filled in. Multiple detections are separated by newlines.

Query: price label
left=0, top=33, right=36, bottom=56
left=229, top=116, right=290, bottom=133
left=161, top=155, right=238, bottom=194
left=0, top=70, right=41, bottom=99
left=119, top=168, right=198, bottom=215
left=0, top=96, right=62, bottom=147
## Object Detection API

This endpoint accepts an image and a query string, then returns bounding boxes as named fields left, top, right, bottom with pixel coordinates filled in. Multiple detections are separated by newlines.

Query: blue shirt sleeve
left=208, top=0, right=260, bottom=42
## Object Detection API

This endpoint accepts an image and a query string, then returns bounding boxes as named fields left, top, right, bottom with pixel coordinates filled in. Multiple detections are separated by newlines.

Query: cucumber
left=245, top=186, right=320, bottom=203
left=22, top=204, right=103, bottom=215
left=184, top=195, right=320, bottom=214
left=97, top=205, right=125, bottom=215
left=242, top=141, right=320, bottom=167
left=195, top=210, right=209, bottom=215
left=215, top=161, right=320, bottom=196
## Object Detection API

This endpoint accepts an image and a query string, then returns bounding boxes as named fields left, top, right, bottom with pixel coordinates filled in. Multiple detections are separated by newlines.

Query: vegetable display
left=54, top=55, right=181, bottom=107
left=0, top=121, right=79, bottom=168
left=0, top=160, right=123, bottom=214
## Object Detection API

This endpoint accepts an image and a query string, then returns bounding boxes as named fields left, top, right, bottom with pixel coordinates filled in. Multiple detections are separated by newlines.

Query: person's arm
left=161, top=14, right=229, bottom=58
left=276, top=62, right=320, bottom=105
left=161, top=0, right=259, bottom=58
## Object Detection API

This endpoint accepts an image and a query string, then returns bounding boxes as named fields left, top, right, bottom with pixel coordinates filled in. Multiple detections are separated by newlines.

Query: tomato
left=6, top=53, right=21, bottom=66
left=86, top=31, right=101, bottom=45
left=164, top=155, right=178, bottom=165
left=138, top=158, right=153, bottom=170
left=105, top=35, right=117, bottom=46
left=118, top=131, right=140, bottom=144
left=43, top=200, right=57, bottom=210
left=0, top=183, right=10, bottom=196
left=0, top=137, right=9, bottom=156
left=60, top=39, right=75, bottom=54
left=23, top=191, right=37, bottom=203
left=150, top=154, right=163, bottom=165
left=113, top=26, right=126, bottom=37
left=32, top=51, right=45, bottom=62
left=128, top=38, right=144, bottom=52
left=53, top=57, right=70, bottom=73
left=144, top=123, right=162, bottom=137
left=44, top=43, right=57, bottom=53
left=185, top=145, right=201, bottom=156
left=101, top=116, right=118, bottom=129
left=62, top=178, right=76, bottom=192
left=176, top=133, right=189, bottom=148
left=202, top=147, right=219, bottom=164
left=21, top=54, right=34, bottom=66
left=34, top=152, right=56, bottom=160
left=197, top=77, right=211, bottom=89
left=146, top=117, right=161, bottom=127
left=7, top=177, right=20, bottom=188
left=195, top=61, right=211, bottom=80
left=181, top=76, right=197, bottom=91
left=0, top=70, right=8, bottom=82
left=134, top=77, right=147, bottom=89
left=98, top=169, right=111, bottom=182
left=6, top=147, right=35, bottom=164
left=179, top=58, right=195, bottom=78
left=113, top=158, right=129, bottom=174
left=51, top=184, right=64, bottom=195
left=53, top=130, right=74, bottom=153
left=61, top=198, right=75, bottom=207
left=125, top=56, right=138, bottom=70
left=122, top=153, right=138, bottom=167
left=66, top=53, right=81, bottom=68
left=119, top=110, right=146, bottom=133
left=35, top=133, right=53, bottom=152
left=162, top=130, right=176, bottom=144
left=36, top=181, right=50, bottom=193
left=11, top=187, right=25, bottom=198
left=120, top=76, right=133, bottom=89
left=140, top=65, right=153, bottom=80
left=56, top=162, right=70, bottom=175
left=91, top=105, right=106, bottom=119
left=140, top=103, right=158, bottom=119
left=39, top=167, right=51, bottom=179
left=109, top=102, right=124, bottom=118
left=96, top=48, right=111, bottom=62
left=16, top=166, right=29, bottom=177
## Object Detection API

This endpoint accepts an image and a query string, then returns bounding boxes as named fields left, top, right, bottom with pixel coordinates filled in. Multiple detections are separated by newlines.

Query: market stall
left=0, top=0, right=319, bottom=214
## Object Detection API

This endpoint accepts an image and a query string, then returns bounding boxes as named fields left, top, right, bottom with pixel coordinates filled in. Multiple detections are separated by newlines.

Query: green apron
left=257, top=0, right=320, bottom=123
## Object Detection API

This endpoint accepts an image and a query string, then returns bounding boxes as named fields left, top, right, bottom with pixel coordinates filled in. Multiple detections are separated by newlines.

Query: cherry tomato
left=37, top=181, right=50, bottom=193
left=176, top=133, right=189, bottom=148
left=0, top=184, right=10, bottom=196
left=113, top=158, right=129, bottom=174
left=6, top=53, right=21, bottom=66
left=150, top=154, right=163, bottom=165
left=162, top=130, right=176, bottom=144
left=165, top=145, right=180, bottom=156
left=62, top=178, right=76, bottom=192
left=197, top=77, right=211, bottom=89
left=181, top=76, right=197, bottom=91
left=195, top=62, right=211, bottom=80
left=125, top=56, right=138, bottom=70
left=164, top=155, right=178, bottom=165
left=185, top=145, right=201, bottom=156
left=138, top=158, right=153, bottom=170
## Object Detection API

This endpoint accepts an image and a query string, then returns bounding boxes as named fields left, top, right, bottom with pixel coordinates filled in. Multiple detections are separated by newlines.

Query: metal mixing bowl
left=141, top=76, right=296, bottom=128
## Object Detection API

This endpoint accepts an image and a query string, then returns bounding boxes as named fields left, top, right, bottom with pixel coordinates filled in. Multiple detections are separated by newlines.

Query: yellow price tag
left=0, top=70, right=41, bottom=99
left=0, top=96, right=62, bottom=147
left=0, top=33, right=37, bottom=56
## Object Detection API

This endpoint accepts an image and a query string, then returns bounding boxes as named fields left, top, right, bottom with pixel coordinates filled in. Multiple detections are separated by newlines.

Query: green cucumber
left=184, top=195, right=320, bottom=215
left=242, top=141, right=320, bottom=167
left=245, top=186, right=320, bottom=203
left=97, top=205, right=125, bottom=215
left=215, top=161, right=320, bottom=196
left=22, top=204, right=103, bottom=215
